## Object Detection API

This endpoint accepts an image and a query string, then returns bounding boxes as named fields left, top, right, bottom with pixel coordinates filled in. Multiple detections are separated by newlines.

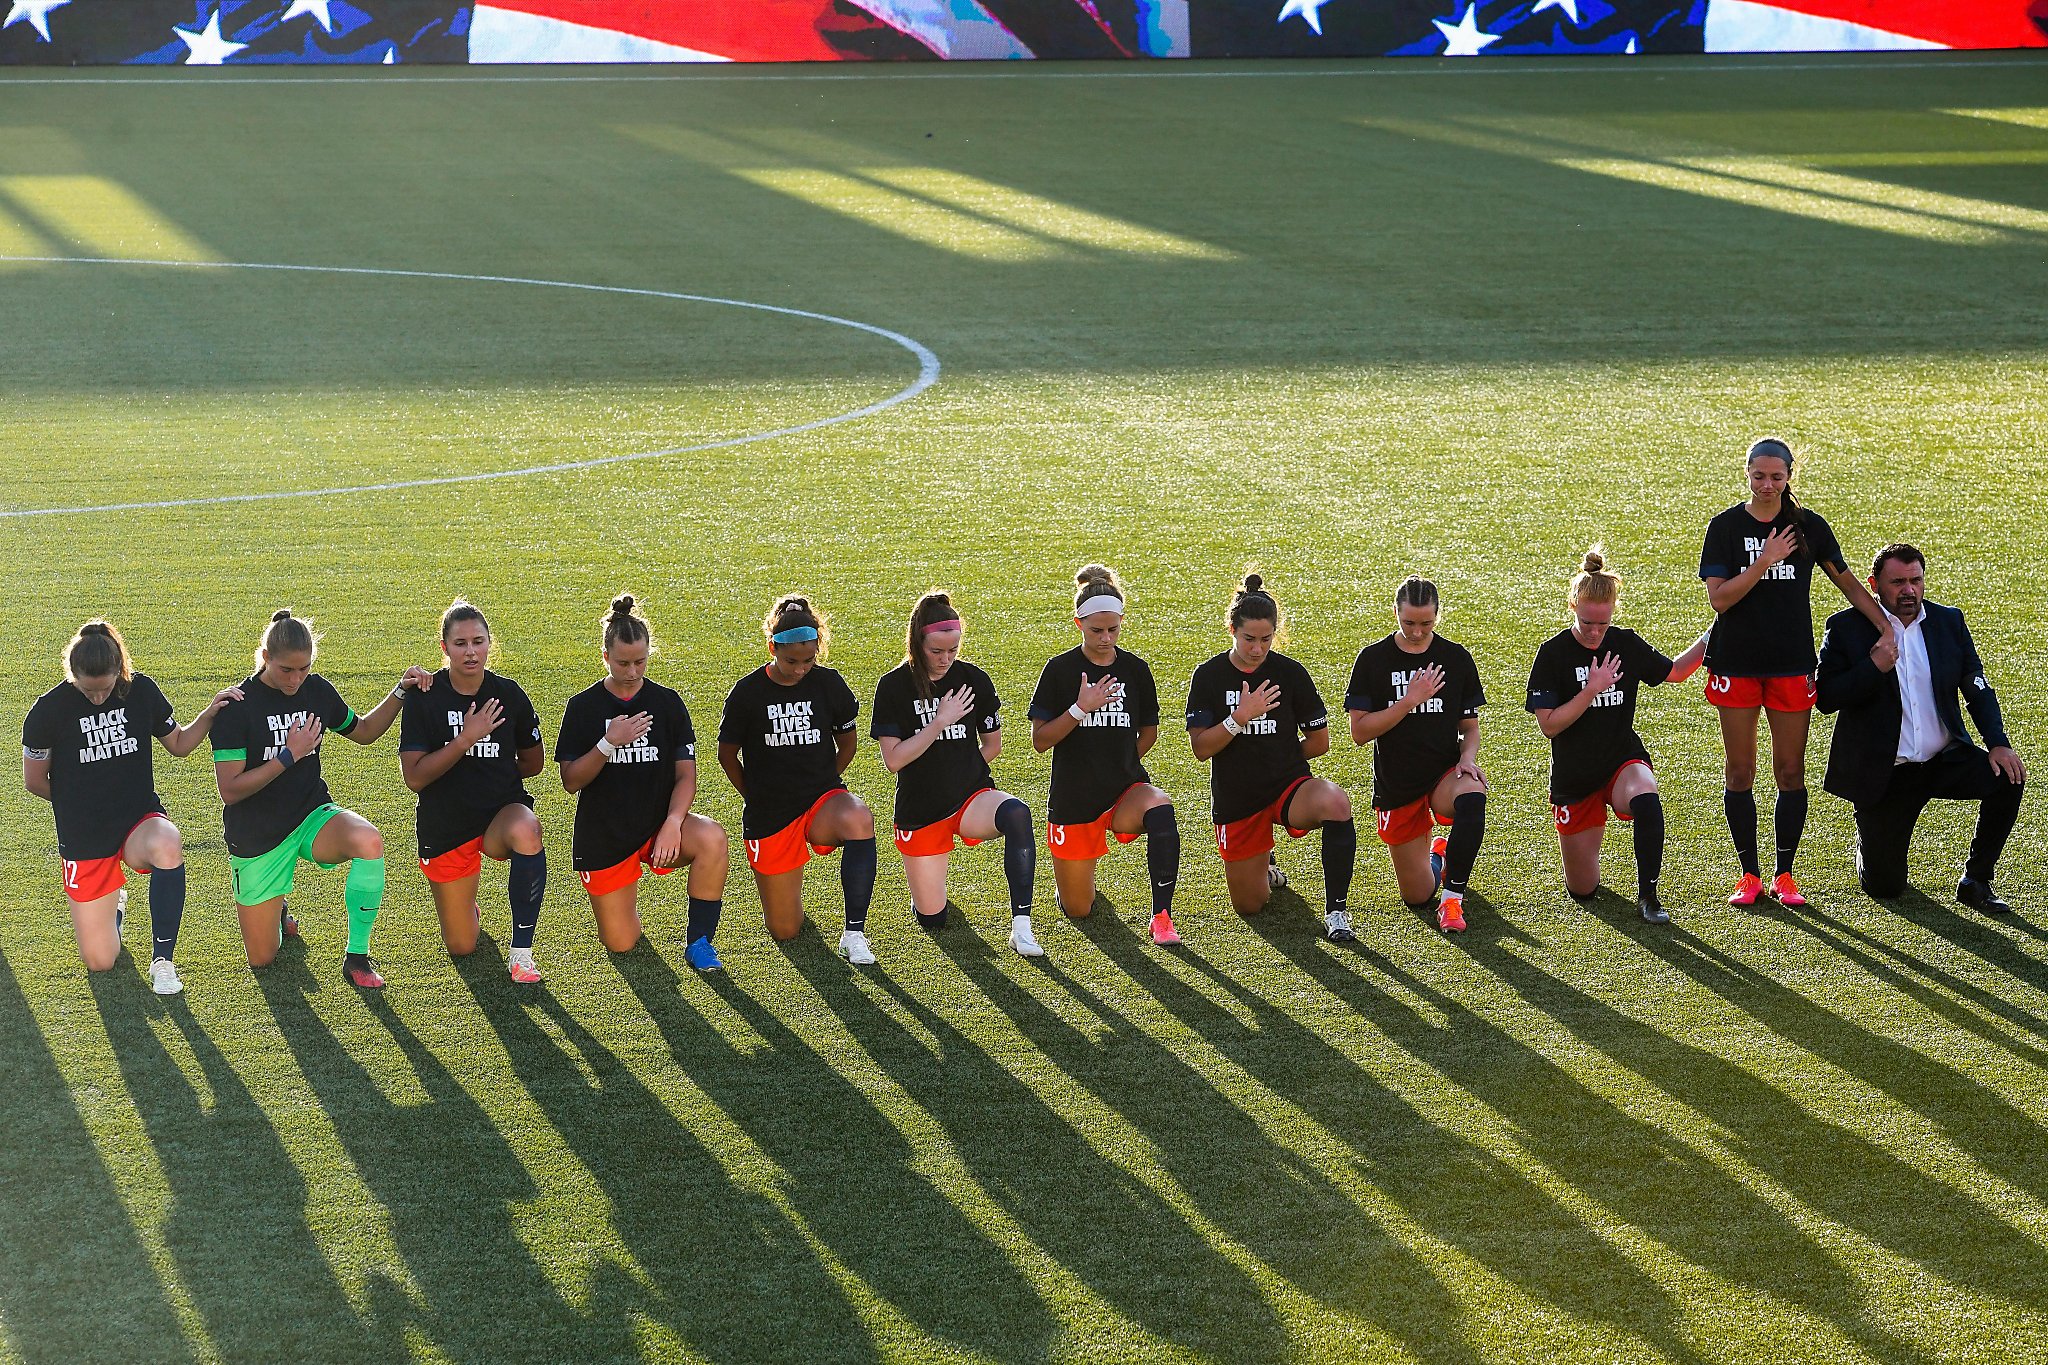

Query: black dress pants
left=1854, top=743, right=2024, bottom=898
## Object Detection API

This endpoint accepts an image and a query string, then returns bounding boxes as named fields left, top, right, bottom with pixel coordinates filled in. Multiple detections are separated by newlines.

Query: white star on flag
left=1276, top=0, right=1338, bottom=36
left=1433, top=4, right=1501, bottom=56
left=1531, top=0, right=1579, bottom=23
left=173, top=8, right=248, bottom=64
left=3, top=0, right=72, bottom=43
left=280, top=0, right=336, bottom=34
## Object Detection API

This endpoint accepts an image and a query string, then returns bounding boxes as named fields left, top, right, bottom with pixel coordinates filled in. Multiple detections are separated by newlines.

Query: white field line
left=0, top=54, right=2044, bottom=86
left=0, top=255, right=941, bottom=519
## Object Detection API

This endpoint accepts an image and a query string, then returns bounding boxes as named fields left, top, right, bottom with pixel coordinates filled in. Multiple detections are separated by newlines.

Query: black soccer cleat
left=1637, top=894, right=1670, bottom=925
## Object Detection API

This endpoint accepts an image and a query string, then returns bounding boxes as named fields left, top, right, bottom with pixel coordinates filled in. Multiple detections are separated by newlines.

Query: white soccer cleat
left=1323, top=910, right=1357, bottom=943
left=1267, top=860, right=1288, bottom=890
left=116, top=887, right=128, bottom=936
left=1009, top=916, right=1044, bottom=958
left=839, top=930, right=876, bottom=966
left=150, top=958, right=184, bottom=996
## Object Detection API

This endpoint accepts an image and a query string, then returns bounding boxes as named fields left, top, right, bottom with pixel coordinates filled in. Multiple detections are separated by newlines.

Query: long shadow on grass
left=1857, top=887, right=2048, bottom=1006
left=451, top=942, right=874, bottom=1364
left=0, top=956, right=190, bottom=1363
left=1256, top=889, right=1935, bottom=1365
left=1570, top=902, right=2048, bottom=1312
left=785, top=921, right=1290, bottom=1365
left=89, top=961, right=383, bottom=1363
left=1081, top=894, right=1707, bottom=1365
left=616, top=929, right=1056, bottom=1360
left=257, top=951, right=617, bottom=1365
left=938, top=902, right=1478, bottom=1364
left=1768, top=892, right=2048, bottom=1070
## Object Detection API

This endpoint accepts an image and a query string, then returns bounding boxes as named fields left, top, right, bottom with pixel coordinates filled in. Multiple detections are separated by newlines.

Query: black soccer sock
left=1774, top=787, right=1808, bottom=876
left=1442, top=793, right=1486, bottom=895
left=508, top=849, right=545, bottom=951
left=841, top=837, right=876, bottom=933
left=686, top=896, right=721, bottom=945
left=1724, top=788, right=1760, bottom=877
left=1321, top=817, right=1357, bottom=915
left=1143, top=805, right=1180, bottom=914
left=996, top=798, right=1035, bottom=916
left=1629, top=793, right=1666, bottom=900
left=149, top=863, right=186, bottom=962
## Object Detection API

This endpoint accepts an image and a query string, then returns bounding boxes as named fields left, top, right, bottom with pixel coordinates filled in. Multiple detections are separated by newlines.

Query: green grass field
left=3, top=51, right=2048, bottom=1364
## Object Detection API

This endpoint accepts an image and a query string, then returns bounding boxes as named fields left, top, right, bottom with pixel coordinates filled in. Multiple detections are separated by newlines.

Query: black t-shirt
left=718, top=665, right=860, bottom=840
left=1184, top=651, right=1327, bottom=825
left=22, top=674, right=177, bottom=861
left=1699, top=501, right=1846, bottom=677
left=212, top=673, right=358, bottom=858
left=1029, top=645, right=1159, bottom=825
left=1524, top=626, right=1676, bottom=805
left=872, top=660, right=1002, bottom=832
left=1344, top=634, right=1487, bottom=810
left=398, top=669, right=542, bottom=859
left=555, top=678, right=695, bottom=871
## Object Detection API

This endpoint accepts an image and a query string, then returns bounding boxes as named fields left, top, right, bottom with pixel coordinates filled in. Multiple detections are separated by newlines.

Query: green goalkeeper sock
left=344, top=855, right=385, bottom=955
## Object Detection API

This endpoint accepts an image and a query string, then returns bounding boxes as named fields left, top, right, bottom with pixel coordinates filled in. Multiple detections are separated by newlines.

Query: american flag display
left=1, top=1, right=467, bottom=63
left=3, top=0, right=2042, bottom=65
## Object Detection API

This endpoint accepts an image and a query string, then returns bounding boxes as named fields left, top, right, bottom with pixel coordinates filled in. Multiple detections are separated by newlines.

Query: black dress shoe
left=1638, top=895, right=1670, bottom=925
left=1957, top=878, right=2010, bottom=915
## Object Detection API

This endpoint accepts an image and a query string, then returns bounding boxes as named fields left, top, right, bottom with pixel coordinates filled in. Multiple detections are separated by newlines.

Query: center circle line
left=0, top=254, right=941, bottom=519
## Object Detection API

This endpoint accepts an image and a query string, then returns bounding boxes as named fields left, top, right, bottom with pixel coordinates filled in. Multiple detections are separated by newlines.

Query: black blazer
left=1816, top=600, right=2010, bottom=806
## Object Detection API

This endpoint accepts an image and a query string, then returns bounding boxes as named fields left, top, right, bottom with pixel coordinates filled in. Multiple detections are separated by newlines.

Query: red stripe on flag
left=1741, top=0, right=2045, bottom=48
left=479, top=0, right=860, bottom=62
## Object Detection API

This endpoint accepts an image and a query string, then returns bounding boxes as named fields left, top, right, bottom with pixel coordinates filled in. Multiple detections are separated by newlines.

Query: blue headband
left=771, top=626, right=818, bottom=645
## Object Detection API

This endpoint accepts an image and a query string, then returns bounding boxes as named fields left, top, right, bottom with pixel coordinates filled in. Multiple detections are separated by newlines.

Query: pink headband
left=919, top=619, right=962, bottom=638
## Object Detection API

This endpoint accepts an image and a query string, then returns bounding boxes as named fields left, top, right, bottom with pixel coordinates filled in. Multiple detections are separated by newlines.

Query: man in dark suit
left=1818, top=543, right=2025, bottom=911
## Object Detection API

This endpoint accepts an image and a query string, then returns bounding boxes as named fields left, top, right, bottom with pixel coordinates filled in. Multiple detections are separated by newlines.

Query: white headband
left=1076, top=595, right=1125, bottom=618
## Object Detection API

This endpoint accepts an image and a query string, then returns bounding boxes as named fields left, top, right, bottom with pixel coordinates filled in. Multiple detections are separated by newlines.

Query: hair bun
left=610, top=594, right=636, bottom=616
left=1243, top=574, right=1263, bottom=594
left=1076, top=563, right=1113, bottom=587
left=1582, top=548, right=1606, bottom=574
left=80, top=621, right=111, bottom=636
left=271, top=608, right=294, bottom=623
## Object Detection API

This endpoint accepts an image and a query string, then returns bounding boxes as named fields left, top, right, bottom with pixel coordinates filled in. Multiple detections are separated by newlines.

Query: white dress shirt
left=1888, top=608, right=1948, bottom=764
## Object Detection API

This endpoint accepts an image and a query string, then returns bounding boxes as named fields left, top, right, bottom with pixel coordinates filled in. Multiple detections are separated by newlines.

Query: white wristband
left=390, top=684, right=407, bottom=700
left=595, top=737, right=618, bottom=759
left=1067, top=702, right=1088, bottom=722
left=1222, top=715, right=1244, bottom=736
